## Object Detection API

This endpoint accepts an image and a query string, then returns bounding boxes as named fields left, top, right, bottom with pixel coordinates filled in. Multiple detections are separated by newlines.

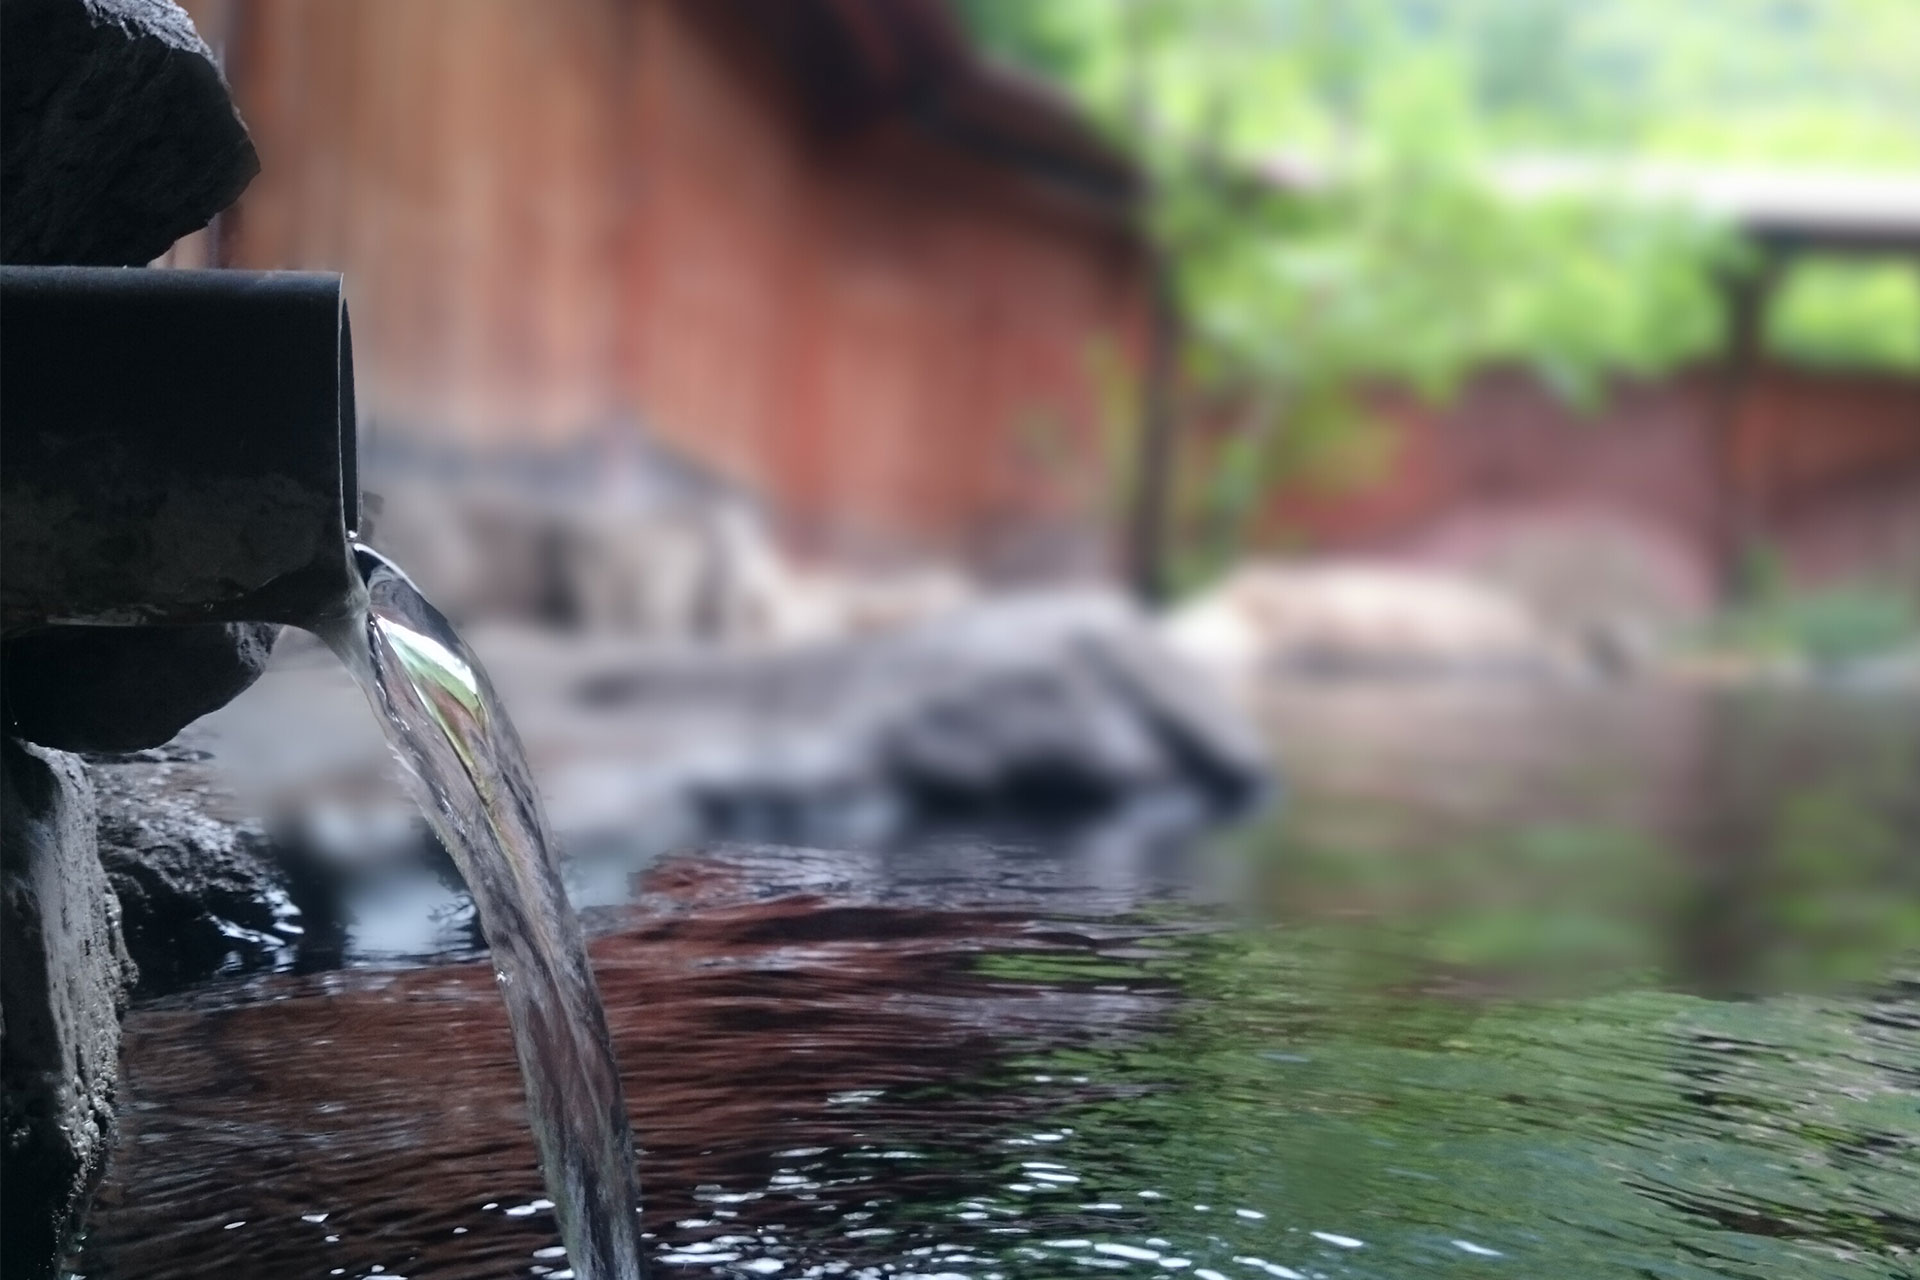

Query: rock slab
left=3, top=622, right=280, bottom=753
left=0, top=737, right=136, bottom=1280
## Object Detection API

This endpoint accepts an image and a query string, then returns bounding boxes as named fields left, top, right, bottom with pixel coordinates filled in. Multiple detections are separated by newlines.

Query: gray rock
left=872, top=591, right=1268, bottom=814
left=91, top=761, right=301, bottom=992
left=1, top=0, right=276, bottom=754
left=2, top=622, right=279, bottom=753
left=561, top=589, right=1271, bottom=837
left=1, top=736, right=135, bottom=1280
left=1, top=0, right=258, bottom=266
left=1080, top=620, right=1271, bottom=810
left=883, top=634, right=1184, bottom=808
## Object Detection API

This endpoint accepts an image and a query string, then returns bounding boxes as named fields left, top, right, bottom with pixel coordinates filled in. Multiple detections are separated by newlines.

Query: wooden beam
left=1712, top=251, right=1783, bottom=599
left=1126, top=252, right=1178, bottom=605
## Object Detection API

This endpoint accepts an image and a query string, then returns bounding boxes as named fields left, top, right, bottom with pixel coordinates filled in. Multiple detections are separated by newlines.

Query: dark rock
left=91, top=762, right=301, bottom=993
left=1, top=736, right=135, bottom=1280
left=1079, top=623, right=1271, bottom=813
left=873, top=592, right=1269, bottom=817
left=885, top=660, right=1166, bottom=811
left=553, top=589, right=1271, bottom=841
left=1, top=622, right=279, bottom=753
left=1, top=0, right=258, bottom=267
left=2, top=0, right=275, bottom=754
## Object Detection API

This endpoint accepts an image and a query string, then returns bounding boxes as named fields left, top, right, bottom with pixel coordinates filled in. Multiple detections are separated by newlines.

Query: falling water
left=318, top=544, right=644, bottom=1280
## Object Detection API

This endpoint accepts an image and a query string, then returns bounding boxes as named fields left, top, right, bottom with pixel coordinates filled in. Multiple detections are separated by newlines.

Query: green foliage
left=1769, top=258, right=1920, bottom=372
left=959, top=0, right=1920, bottom=576
left=1703, top=545, right=1920, bottom=662
left=1712, top=583, right=1920, bottom=664
left=964, top=0, right=1920, bottom=170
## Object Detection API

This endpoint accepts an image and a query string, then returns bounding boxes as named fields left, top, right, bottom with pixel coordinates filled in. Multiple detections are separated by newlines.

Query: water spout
left=0, top=266, right=360, bottom=634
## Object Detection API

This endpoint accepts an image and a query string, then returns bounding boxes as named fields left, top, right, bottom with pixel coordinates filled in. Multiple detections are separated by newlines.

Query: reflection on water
left=76, top=688, right=1920, bottom=1280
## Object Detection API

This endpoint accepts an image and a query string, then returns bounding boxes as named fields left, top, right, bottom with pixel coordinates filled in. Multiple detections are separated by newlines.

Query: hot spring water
left=76, top=642, right=1920, bottom=1278
left=319, top=545, right=644, bottom=1280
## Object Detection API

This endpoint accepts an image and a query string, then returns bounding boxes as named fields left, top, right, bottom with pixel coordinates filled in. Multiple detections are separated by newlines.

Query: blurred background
left=77, top=3, right=1920, bottom=1277
left=125, top=0, right=1920, bottom=1017
left=158, top=0, right=1920, bottom=656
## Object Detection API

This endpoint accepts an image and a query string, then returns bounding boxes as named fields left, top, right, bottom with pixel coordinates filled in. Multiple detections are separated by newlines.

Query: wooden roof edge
left=792, top=0, right=1141, bottom=207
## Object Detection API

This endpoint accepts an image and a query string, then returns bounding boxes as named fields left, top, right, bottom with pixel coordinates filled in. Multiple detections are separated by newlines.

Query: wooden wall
left=1266, top=366, right=1920, bottom=596
left=181, top=0, right=1148, bottom=570
left=174, top=0, right=1912, bottom=592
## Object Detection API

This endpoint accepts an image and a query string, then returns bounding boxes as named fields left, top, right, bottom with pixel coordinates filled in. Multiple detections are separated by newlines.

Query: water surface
left=76, top=684, right=1920, bottom=1280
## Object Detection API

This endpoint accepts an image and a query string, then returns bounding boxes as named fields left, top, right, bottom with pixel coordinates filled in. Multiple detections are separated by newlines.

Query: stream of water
left=320, top=545, right=644, bottom=1280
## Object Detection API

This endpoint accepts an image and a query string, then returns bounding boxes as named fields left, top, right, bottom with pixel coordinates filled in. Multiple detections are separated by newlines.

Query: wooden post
left=1120, top=1, right=1178, bottom=607
left=1712, top=251, right=1781, bottom=601
left=1126, top=250, right=1178, bottom=606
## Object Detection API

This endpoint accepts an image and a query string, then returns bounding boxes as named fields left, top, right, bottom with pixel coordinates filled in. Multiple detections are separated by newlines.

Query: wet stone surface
left=0, top=737, right=135, bottom=1280
left=91, top=756, right=305, bottom=994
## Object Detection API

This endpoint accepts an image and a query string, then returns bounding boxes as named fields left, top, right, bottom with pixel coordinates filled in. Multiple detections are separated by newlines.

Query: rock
left=2, top=0, right=275, bottom=755
left=91, top=761, right=301, bottom=993
left=563, top=589, right=1271, bottom=837
left=875, top=591, right=1267, bottom=814
left=1, top=736, right=135, bottom=1280
left=1410, top=506, right=1713, bottom=661
left=2, top=622, right=279, bottom=753
left=1081, top=613, right=1273, bottom=809
left=885, top=660, right=1161, bottom=809
left=1164, top=561, right=1588, bottom=681
left=1, top=0, right=258, bottom=266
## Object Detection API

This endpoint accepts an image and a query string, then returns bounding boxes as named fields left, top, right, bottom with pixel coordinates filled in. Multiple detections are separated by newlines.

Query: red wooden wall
left=181, top=0, right=1148, bottom=571
left=1267, top=366, right=1920, bottom=599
